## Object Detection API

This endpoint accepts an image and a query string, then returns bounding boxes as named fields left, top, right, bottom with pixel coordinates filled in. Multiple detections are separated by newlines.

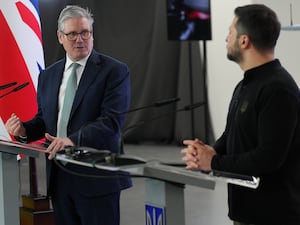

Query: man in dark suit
left=5, top=5, right=131, bottom=225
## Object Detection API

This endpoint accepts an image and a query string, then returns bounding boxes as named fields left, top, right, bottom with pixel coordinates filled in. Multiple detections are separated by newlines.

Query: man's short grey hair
left=57, top=5, right=94, bottom=32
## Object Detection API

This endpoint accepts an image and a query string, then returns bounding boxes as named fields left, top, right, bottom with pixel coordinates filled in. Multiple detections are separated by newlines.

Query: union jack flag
left=0, top=0, right=44, bottom=123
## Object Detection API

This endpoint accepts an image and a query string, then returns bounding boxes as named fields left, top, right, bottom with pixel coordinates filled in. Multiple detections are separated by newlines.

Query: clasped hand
left=181, top=139, right=216, bottom=172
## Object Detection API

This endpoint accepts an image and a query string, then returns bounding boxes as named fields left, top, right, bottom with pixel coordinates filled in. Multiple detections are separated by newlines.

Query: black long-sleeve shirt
left=211, top=59, right=300, bottom=224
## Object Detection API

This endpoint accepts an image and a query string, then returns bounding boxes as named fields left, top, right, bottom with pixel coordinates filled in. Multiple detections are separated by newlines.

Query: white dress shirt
left=56, top=54, right=89, bottom=137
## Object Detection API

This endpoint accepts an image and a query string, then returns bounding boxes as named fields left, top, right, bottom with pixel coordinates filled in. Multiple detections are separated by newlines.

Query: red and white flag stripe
left=0, top=0, right=44, bottom=123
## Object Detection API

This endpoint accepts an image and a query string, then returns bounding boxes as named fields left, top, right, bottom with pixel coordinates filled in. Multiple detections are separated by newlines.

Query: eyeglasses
left=61, top=30, right=92, bottom=41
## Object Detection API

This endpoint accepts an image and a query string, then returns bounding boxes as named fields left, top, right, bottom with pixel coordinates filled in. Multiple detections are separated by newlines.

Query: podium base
left=20, top=195, right=55, bottom=225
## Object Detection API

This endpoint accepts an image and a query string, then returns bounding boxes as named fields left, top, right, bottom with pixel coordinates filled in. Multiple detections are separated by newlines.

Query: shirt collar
left=243, top=59, right=281, bottom=84
left=65, top=53, right=91, bottom=71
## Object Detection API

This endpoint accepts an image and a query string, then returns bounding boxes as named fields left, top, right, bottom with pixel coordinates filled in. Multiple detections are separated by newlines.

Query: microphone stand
left=29, top=157, right=38, bottom=197
left=20, top=148, right=55, bottom=225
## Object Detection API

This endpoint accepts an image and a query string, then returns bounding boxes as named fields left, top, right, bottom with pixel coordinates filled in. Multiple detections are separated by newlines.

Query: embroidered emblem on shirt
left=240, top=101, right=248, bottom=113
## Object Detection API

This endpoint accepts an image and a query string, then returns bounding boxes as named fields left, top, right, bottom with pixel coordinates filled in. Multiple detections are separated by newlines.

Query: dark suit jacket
left=23, top=50, right=132, bottom=196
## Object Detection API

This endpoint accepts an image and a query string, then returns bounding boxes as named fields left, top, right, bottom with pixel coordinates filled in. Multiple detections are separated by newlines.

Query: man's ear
left=57, top=31, right=63, bottom=44
left=239, top=34, right=250, bottom=49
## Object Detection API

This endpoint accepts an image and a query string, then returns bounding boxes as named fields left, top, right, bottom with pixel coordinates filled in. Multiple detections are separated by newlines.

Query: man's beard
left=227, top=42, right=243, bottom=63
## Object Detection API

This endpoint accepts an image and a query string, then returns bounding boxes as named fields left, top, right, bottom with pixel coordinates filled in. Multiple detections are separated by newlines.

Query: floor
left=19, top=144, right=232, bottom=225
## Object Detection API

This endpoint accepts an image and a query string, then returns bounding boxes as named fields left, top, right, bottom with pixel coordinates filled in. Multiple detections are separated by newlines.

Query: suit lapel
left=49, top=61, right=65, bottom=121
left=70, top=51, right=102, bottom=118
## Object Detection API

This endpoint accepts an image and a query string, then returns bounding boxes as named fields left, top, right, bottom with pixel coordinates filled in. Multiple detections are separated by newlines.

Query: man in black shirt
left=181, top=4, right=300, bottom=225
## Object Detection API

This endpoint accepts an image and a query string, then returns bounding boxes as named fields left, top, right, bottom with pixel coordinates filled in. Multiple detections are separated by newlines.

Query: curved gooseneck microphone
left=0, top=82, right=30, bottom=99
left=63, top=99, right=205, bottom=168
left=122, top=101, right=205, bottom=138
left=112, top=97, right=180, bottom=115
left=119, top=101, right=205, bottom=154
left=76, top=97, right=181, bottom=152
left=0, top=82, right=17, bottom=91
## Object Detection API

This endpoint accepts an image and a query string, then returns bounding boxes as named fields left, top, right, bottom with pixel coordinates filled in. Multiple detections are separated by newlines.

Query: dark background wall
left=38, top=0, right=214, bottom=145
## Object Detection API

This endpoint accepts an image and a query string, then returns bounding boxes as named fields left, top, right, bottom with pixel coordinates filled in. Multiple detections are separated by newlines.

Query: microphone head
left=183, top=101, right=205, bottom=111
left=154, top=97, right=180, bottom=107
left=0, top=82, right=17, bottom=90
left=13, top=82, right=30, bottom=91
left=113, top=97, right=181, bottom=115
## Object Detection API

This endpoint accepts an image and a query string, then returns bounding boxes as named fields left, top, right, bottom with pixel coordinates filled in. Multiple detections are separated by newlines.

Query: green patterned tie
left=57, top=63, right=79, bottom=137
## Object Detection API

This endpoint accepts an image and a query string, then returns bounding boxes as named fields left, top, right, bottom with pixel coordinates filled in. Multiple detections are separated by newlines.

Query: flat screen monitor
left=166, top=0, right=212, bottom=40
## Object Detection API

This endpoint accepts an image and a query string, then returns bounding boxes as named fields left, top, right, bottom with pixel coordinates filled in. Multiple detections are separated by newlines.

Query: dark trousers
left=51, top=168, right=120, bottom=225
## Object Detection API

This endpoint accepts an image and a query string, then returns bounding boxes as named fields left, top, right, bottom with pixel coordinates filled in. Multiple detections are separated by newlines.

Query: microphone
left=183, top=101, right=205, bottom=111
left=122, top=101, right=205, bottom=136
left=62, top=101, right=204, bottom=169
left=112, top=97, right=180, bottom=115
left=119, top=101, right=205, bottom=154
left=0, top=82, right=30, bottom=99
left=0, top=82, right=17, bottom=90
left=66, top=101, right=204, bottom=162
left=76, top=97, right=181, bottom=149
left=152, top=97, right=180, bottom=107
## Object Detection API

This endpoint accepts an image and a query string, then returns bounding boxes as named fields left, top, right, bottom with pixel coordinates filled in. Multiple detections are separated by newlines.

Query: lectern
left=54, top=151, right=259, bottom=225
left=0, top=140, right=39, bottom=225
left=141, top=162, right=258, bottom=225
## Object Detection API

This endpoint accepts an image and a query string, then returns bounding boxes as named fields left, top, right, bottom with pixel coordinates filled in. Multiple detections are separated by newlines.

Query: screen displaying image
left=167, top=0, right=212, bottom=41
